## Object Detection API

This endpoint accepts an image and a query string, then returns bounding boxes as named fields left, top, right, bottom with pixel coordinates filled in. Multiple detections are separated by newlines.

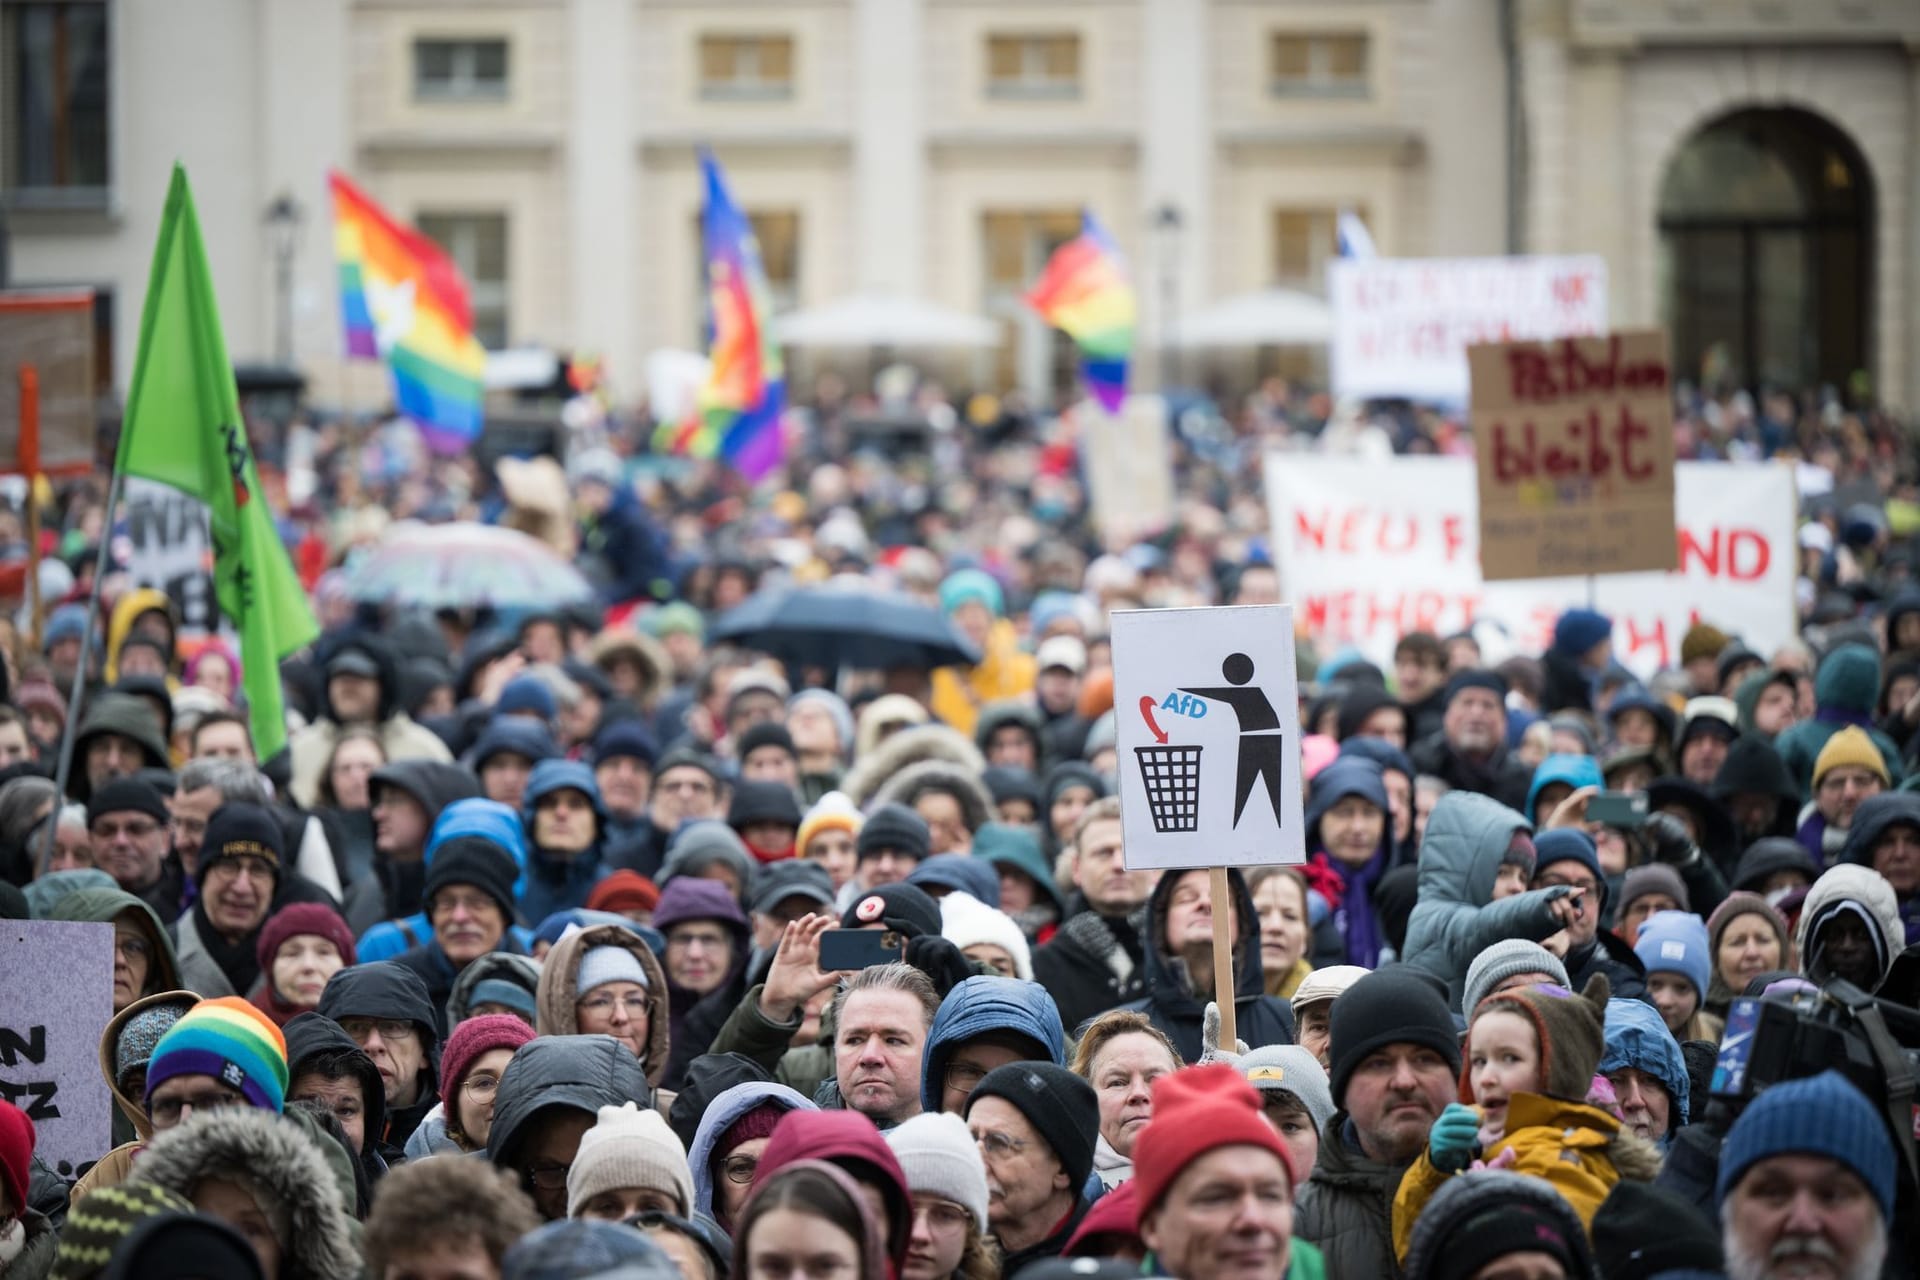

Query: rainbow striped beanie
left=144, top=996, right=289, bottom=1114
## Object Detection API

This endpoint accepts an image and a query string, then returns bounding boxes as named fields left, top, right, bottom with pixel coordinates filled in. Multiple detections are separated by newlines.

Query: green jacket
left=705, top=981, right=834, bottom=1099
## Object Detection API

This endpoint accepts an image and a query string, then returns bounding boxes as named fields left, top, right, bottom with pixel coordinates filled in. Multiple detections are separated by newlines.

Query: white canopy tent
left=1173, top=289, right=1333, bottom=347
left=774, top=293, right=1001, bottom=348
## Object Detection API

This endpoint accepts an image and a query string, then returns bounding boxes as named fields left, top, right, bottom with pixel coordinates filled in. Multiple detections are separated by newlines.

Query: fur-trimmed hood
left=841, top=724, right=984, bottom=809
left=534, top=922, right=672, bottom=1086
left=127, top=1107, right=360, bottom=1280
left=871, top=760, right=996, bottom=835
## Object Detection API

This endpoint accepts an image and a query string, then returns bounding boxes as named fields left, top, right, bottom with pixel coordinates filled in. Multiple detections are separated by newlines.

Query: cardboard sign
left=1265, top=455, right=1797, bottom=678
left=1081, top=396, right=1175, bottom=550
left=1329, top=256, right=1607, bottom=403
left=120, top=477, right=218, bottom=636
left=0, top=920, right=114, bottom=1179
left=0, top=290, right=97, bottom=474
left=1111, top=605, right=1306, bottom=870
left=1470, top=330, right=1677, bottom=581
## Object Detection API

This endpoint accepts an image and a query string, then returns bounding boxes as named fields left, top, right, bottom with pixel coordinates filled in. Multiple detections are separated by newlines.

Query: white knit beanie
left=939, top=891, right=1033, bottom=981
left=885, top=1111, right=989, bottom=1231
left=566, top=1102, right=694, bottom=1218
left=1461, top=939, right=1570, bottom=1019
left=577, top=945, right=650, bottom=995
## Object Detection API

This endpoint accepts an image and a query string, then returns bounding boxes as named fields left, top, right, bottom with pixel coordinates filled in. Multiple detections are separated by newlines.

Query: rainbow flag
left=660, top=149, right=786, bottom=481
left=1025, top=210, right=1136, bottom=413
left=329, top=170, right=487, bottom=453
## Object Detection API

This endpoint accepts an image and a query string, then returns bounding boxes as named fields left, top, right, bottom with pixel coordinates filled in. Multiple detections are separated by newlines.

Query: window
left=693, top=210, right=800, bottom=332
left=413, top=38, right=509, bottom=102
left=1272, top=207, right=1358, bottom=286
left=2, top=0, right=110, bottom=204
left=698, top=34, right=794, bottom=101
left=1269, top=32, right=1368, bottom=98
left=417, top=212, right=509, bottom=349
left=986, top=33, right=1080, bottom=100
left=983, top=209, right=1082, bottom=395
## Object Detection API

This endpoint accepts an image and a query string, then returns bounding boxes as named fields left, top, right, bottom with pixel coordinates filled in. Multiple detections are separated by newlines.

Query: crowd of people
left=0, top=376, right=1914, bottom=1280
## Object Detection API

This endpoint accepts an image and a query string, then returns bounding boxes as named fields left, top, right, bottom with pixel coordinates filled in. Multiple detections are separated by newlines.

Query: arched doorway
left=1657, top=107, right=1872, bottom=397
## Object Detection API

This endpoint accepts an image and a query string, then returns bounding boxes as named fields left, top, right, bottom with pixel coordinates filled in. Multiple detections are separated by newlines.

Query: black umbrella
left=710, top=585, right=982, bottom=670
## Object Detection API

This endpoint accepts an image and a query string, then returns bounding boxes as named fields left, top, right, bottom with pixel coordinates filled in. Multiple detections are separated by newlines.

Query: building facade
left=4, top=0, right=1917, bottom=410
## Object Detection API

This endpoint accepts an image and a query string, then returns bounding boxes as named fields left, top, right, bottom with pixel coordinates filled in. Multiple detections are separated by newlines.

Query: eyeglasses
left=524, top=1161, right=570, bottom=1190
left=667, top=931, right=729, bottom=952
left=577, top=992, right=647, bottom=1017
left=206, top=854, right=274, bottom=881
left=339, top=1018, right=417, bottom=1044
left=973, top=1131, right=1030, bottom=1160
left=431, top=890, right=500, bottom=918
left=722, top=1155, right=759, bottom=1184
left=148, top=1088, right=244, bottom=1124
left=944, top=1061, right=990, bottom=1092
left=114, top=936, right=151, bottom=961
left=463, top=1073, right=501, bottom=1100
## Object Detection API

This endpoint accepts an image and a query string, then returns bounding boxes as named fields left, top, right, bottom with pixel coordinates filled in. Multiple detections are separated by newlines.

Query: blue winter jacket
left=519, top=760, right=612, bottom=923
left=687, top=1080, right=817, bottom=1220
left=357, top=799, right=535, bottom=960
left=1596, top=996, right=1691, bottom=1146
left=919, top=975, right=1067, bottom=1113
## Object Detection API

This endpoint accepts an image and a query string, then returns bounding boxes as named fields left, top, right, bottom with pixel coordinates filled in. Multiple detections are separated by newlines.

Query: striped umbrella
left=341, top=521, right=593, bottom=609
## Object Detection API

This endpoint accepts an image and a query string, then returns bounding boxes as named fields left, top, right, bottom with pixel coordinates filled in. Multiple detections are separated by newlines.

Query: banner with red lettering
left=1265, top=455, right=1797, bottom=679
left=1329, top=256, right=1608, bottom=404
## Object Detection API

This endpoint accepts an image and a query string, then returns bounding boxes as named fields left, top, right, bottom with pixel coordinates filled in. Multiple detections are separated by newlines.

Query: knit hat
left=114, top=997, right=198, bottom=1093
left=0, top=1100, right=29, bottom=1222
left=1288, top=964, right=1370, bottom=1014
left=1589, top=1180, right=1723, bottom=1279
left=1680, top=622, right=1729, bottom=666
left=439, top=1013, right=536, bottom=1104
left=659, top=821, right=753, bottom=888
left=1132, top=1065, right=1296, bottom=1214
left=1618, top=863, right=1689, bottom=921
left=748, top=859, right=835, bottom=915
left=857, top=803, right=930, bottom=863
left=1706, top=892, right=1789, bottom=969
left=842, top=882, right=943, bottom=941
left=467, top=979, right=537, bottom=1020
left=1235, top=1046, right=1335, bottom=1139
left=1634, top=911, right=1711, bottom=1001
left=1813, top=724, right=1891, bottom=787
left=1442, top=669, right=1508, bottom=708
left=1471, top=976, right=1610, bottom=1103
left=586, top=869, right=661, bottom=917
left=940, top=568, right=1003, bottom=617
left=85, top=778, right=169, bottom=828
left=497, top=674, right=557, bottom=720
left=45, top=1180, right=195, bottom=1278
left=577, top=945, right=650, bottom=995
left=195, top=804, right=283, bottom=886
left=727, top=780, right=802, bottom=831
left=501, top=1218, right=673, bottom=1280
left=797, top=791, right=864, bottom=856
left=1328, top=967, right=1461, bottom=1108
left=1406, top=1171, right=1597, bottom=1280
left=718, top=1101, right=788, bottom=1158
left=145, top=996, right=289, bottom=1114
left=592, top=719, right=659, bottom=768
left=735, top=723, right=797, bottom=766
left=1462, top=939, right=1571, bottom=1021
left=253, top=903, right=357, bottom=985
left=422, top=835, right=520, bottom=920
left=1679, top=696, right=1740, bottom=745
left=884, top=1111, right=990, bottom=1230
left=1716, top=1070, right=1897, bottom=1220
left=1551, top=609, right=1613, bottom=659
left=1532, top=828, right=1602, bottom=889
left=789, top=689, right=855, bottom=756
left=939, top=891, right=1033, bottom=981
left=1062, top=1180, right=1142, bottom=1258
left=965, top=1063, right=1098, bottom=1193
left=566, top=1102, right=695, bottom=1218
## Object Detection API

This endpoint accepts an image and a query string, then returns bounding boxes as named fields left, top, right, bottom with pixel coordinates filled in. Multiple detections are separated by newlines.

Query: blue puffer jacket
left=919, top=975, right=1066, bottom=1113
left=519, top=760, right=611, bottom=923
left=687, top=1080, right=817, bottom=1221
left=1401, top=791, right=1564, bottom=1010
left=357, top=798, right=536, bottom=961
left=1526, top=754, right=1604, bottom=826
left=1596, top=996, right=1690, bottom=1146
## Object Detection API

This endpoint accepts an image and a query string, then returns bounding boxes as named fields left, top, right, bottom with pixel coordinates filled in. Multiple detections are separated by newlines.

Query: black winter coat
left=1118, top=869, right=1295, bottom=1060
left=1031, top=901, right=1149, bottom=1036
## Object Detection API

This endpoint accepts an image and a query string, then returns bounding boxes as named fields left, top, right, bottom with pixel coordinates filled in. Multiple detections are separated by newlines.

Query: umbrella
left=1174, top=288, right=1333, bottom=347
left=774, top=294, right=1001, bottom=348
left=342, top=521, right=594, bottom=610
left=710, top=585, right=981, bottom=670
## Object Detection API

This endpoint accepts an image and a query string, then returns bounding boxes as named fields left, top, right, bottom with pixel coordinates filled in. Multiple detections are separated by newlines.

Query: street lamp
left=264, top=193, right=303, bottom=367
left=1153, top=202, right=1183, bottom=391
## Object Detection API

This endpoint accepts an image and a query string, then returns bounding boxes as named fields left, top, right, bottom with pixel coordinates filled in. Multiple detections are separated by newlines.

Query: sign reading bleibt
left=1469, top=330, right=1677, bottom=582
left=0, top=920, right=114, bottom=1179
left=1110, top=605, right=1306, bottom=871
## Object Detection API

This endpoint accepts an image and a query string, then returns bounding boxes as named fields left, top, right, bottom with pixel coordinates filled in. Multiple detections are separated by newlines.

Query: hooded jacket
left=1300, top=758, right=1394, bottom=968
left=840, top=725, right=987, bottom=811
left=48, top=886, right=184, bottom=1002
left=1796, top=863, right=1904, bottom=989
left=343, top=760, right=485, bottom=938
left=1119, top=867, right=1295, bottom=1062
left=1031, top=900, right=1150, bottom=1037
left=930, top=616, right=1036, bottom=741
left=1596, top=996, right=1691, bottom=1140
left=975, top=701, right=1046, bottom=767
left=652, top=877, right=753, bottom=1090
left=126, top=1107, right=361, bottom=1280
left=447, top=950, right=542, bottom=1026
left=288, top=634, right=454, bottom=808
left=284, top=1010, right=390, bottom=1178
left=66, top=694, right=170, bottom=803
left=749, top=1109, right=915, bottom=1274
left=315, top=961, right=442, bottom=1148
left=1734, top=667, right=1797, bottom=738
left=1402, top=792, right=1563, bottom=1008
left=486, top=1033, right=653, bottom=1168
left=1711, top=733, right=1800, bottom=845
left=1841, top=792, right=1920, bottom=944
left=535, top=922, right=672, bottom=1087
left=872, top=760, right=996, bottom=845
left=919, top=975, right=1066, bottom=1113
left=68, top=987, right=202, bottom=1199
left=685, top=1079, right=817, bottom=1222
left=103, top=587, right=177, bottom=685
left=518, top=760, right=612, bottom=923
left=1525, top=754, right=1604, bottom=826
left=1774, top=645, right=1904, bottom=791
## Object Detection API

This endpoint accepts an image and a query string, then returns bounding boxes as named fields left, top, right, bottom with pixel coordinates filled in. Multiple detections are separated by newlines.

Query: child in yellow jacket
left=1391, top=973, right=1662, bottom=1263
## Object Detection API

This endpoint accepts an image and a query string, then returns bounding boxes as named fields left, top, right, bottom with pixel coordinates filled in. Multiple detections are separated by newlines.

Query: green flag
left=117, top=165, right=318, bottom=759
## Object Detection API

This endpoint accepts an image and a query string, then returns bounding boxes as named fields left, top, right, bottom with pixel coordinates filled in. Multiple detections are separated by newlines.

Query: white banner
left=1329, top=256, right=1609, bottom=403
left=1265, top=455, right=1798, bottom=679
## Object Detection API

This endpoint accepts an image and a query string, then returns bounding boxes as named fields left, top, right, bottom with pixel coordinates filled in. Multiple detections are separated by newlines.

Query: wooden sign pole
left=1210, top=864, right=1237, bottom=1051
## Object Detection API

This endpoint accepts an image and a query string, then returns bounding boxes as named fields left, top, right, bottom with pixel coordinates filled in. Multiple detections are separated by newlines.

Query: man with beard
left=318, top=960, right=444, bottom=1149
left=1408, top=671, right=1532, bottom=812
left=1296, top=968, right=1460, bottom=1279
left=1717, top=1071, right=1896, bottom=1280
left=391, top=835, right=525, bottom=1035
left=1033, top=798, right=1156, bottom=1034
left=171, top=804, right=285, bottom=999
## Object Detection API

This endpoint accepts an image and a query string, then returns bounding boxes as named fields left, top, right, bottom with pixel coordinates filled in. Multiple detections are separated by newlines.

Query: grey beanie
left=660, top=820, right=754, bottom=888
left=115, top=997, right=198, bottom=1091
left=1235, top=1045, right=1335, bottom=1138
left=1462, top=939, right=1571, bottom=1018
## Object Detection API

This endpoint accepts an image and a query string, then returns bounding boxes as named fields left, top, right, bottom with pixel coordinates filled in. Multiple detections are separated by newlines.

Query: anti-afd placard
left=1470, top=330, right=1677, bottom=582
left=0, top=920, right=114, bottom=1179
left=1110, top=605, right=1306, bottom=870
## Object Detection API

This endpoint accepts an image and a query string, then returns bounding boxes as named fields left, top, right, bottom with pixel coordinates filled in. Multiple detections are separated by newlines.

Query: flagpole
left=50, top=464, right=127, bottom=809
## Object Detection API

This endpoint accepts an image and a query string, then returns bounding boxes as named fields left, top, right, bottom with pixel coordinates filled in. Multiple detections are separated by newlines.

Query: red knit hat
left=0, top=1099, right=33, bottom=1221
left=586, top=869, right=661, bottom=916
left=1130, top=1063, right=1296, bottom=1215
left=439, top=1013, right=536, bottom=1103
left=1064, top=1178, right=1142, bottom=1256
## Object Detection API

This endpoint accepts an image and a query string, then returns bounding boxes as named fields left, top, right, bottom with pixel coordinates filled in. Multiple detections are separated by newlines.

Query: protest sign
left=1111, top=605, right=1306, bottom=871
left=1265, top=456, right=1797, bottom=678
left=0, top=920, right=114, bottom=1178
left=121, top=476, right=217, bottom=636
left=1469, top=330, right=1677, bottom=581
left=0, top=291, right=97, bottom=475
left=1082, top=395, right=1175, bottom=549
left=1328, top=255, right=1607, bottom=403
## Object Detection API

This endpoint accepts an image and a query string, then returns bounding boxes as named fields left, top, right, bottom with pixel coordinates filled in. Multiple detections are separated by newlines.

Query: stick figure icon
left=1182, top=652, right=1286, bottom=828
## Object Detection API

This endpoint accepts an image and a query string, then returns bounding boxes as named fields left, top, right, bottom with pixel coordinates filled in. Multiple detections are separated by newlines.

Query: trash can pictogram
left=1134, top=743, right=1203, bottom=833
